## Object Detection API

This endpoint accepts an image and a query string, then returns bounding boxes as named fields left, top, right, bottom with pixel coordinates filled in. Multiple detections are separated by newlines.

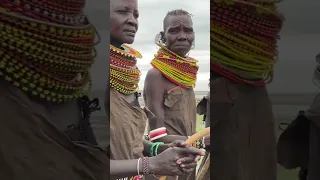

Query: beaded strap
left=151, top=43, right=199, bottom=88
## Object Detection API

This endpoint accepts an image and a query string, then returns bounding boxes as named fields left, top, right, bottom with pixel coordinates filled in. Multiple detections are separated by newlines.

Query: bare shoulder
left=145, top=68, right=163, bottom=81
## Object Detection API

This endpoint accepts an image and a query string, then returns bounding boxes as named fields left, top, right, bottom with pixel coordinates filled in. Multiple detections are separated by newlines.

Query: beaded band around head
left=0, top=0, right=97, bottom=103
left=151, top=43, right=199, bottom=88
left=211, top=0, right=284, bottom=86
left=110, top=44, right=142, bottom=94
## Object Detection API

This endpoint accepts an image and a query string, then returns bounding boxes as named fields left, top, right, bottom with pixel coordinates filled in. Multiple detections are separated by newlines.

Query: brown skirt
left=210, top=77, right=276, bottom=180
left=0, top=80, right=108, bottom=179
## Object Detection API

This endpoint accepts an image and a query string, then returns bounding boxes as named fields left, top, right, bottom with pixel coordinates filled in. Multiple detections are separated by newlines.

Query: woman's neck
left=110, top=38, right=122, bottom=49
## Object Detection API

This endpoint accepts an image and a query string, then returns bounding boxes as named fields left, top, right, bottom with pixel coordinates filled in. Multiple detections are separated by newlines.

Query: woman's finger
left=176, top=156, right=195, bottom=164
left=169, top=140, right=186, bottom=148
left=180, top=162, right=197, bottom=169
left=175, top=146, right=206, bottom=156
left=181, top=167, right=196, bottom=174
left=194, top=155, right=201, bottom=162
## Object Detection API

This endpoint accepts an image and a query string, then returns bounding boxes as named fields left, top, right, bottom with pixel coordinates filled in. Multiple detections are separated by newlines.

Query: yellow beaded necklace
left=0, top=5, right=96, bottom=103
left=211, top=0, right=284, bottom=86
left=151, top=43, right=198, bottom=88
left=110, top=44, right=142, bottom=94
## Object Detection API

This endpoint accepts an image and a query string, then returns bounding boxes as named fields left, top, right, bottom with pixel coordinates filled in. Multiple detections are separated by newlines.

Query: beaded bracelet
left=148, top=127, right=168, bottom=141
left=142, top=157, right=150, bottom=175
left=149, top=142, right=164, bottom=156
left=154, top=142, right=164, bottom=156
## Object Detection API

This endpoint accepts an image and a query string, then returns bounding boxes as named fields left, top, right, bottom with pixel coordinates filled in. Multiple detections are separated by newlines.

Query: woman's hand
left=148, top=146, right=205, bottom=176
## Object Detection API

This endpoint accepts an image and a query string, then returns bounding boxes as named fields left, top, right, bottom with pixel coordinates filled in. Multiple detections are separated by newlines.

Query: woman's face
left=110, top=0, right=139, bottom=44
left=163, top=15, right=194, bottom=57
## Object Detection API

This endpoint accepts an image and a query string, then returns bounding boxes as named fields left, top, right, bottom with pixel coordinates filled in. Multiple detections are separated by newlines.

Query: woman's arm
left=143, top=139, right=169, bottom=156
left=144, top=69, right=189, bottom=143
left=111, top=146, right=205, bottom=178
left=110, top=159, right=142, bottom=178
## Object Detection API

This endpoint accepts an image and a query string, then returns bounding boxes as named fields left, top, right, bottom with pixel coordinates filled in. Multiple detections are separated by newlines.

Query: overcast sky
left=85, top=0, right=320, bottom=93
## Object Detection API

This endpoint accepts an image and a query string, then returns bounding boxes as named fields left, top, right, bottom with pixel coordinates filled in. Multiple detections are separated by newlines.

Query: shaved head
left=163, top=9, right=193, bottom=31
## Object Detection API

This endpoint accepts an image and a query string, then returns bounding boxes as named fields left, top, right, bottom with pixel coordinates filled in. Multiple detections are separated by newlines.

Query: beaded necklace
left=151, top=43, right=198, bottom=88
left=0, top=1, right=97, bottom=103
left=211, top=0, right=284, bottom=86
left=110, top=44, right=142, bottom=94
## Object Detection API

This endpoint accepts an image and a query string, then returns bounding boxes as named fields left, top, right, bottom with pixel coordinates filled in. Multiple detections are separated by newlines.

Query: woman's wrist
left=158, top=144, right=169, bottom=154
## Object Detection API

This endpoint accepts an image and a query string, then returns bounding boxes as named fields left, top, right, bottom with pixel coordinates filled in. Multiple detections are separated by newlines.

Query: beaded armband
left=148, top=127, right=167, bottom=141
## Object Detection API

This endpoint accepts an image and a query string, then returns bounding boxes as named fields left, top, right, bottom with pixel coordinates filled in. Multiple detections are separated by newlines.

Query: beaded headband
left=211, top=0, right=284, bottom=86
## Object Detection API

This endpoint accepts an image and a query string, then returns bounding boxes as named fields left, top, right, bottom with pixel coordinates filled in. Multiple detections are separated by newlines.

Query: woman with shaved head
left=109, top=0, right=204, bottom=179
left=143, top=9, right=210, bottom=180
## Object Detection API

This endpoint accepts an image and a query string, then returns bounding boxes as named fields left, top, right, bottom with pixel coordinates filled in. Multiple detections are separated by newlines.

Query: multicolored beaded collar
left=211, top=0, right=284, bottom=86
left=110, top=44, right=142, bottom=94
left=0, top=0, right=96, bottom=103
left=151, top=43, right=198, bottom=89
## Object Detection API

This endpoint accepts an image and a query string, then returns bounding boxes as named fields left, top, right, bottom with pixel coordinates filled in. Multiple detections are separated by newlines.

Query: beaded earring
left=154, top=33, right=166, bottom=46
left=191, top=40, right=195, bottom=50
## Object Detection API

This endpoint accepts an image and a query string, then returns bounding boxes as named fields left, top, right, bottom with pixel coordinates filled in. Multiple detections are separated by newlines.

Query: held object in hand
left=159, top=127, right=210, bottom=180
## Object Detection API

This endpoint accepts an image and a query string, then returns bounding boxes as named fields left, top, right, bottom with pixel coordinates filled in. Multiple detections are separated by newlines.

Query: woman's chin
left=122, top=37, right=135, bottom=44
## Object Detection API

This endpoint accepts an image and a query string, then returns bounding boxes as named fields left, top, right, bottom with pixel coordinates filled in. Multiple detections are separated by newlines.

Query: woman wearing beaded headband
left=143, top=9, right=210, bottom=180
left=210, top=0, right=284, bottom=179
left=109, top=0, right=204, bottom=179
left=0, top=1, right=109, bottom=179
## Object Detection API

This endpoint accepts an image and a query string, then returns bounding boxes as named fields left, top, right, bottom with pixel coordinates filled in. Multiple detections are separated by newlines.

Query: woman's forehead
left=166, top=15, right=193, bottom=27
left=111, top=0, right=138, bottom=9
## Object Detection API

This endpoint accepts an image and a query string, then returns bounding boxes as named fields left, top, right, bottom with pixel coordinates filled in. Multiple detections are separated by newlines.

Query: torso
left=144, top=71, right=197, bottom=136
left=109, top=88, right=147, bottom=160
left=163, top=79, right=197, bottom=136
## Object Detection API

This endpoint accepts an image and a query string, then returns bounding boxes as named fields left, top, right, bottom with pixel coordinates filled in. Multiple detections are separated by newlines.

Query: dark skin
left=110, top=0, right=204, bottom=177
left=145, top=14, right=211, bottom=144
